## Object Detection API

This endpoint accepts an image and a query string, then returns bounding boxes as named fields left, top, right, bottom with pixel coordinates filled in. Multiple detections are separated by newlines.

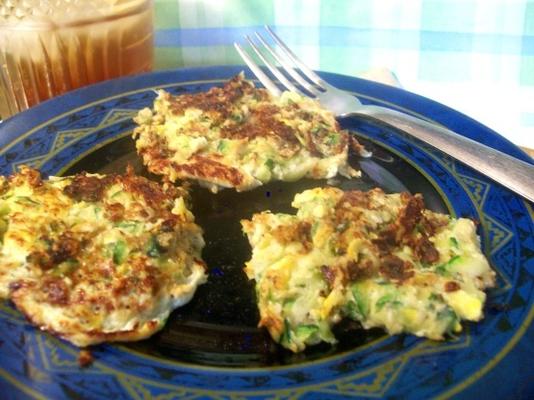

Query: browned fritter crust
left=171, top=155, right=245, bottom=188
left=0, top=166, right=206, bottom=347
left=241, top=187, right=496, bottom=351
left=133, top=74, right=360, bottom=192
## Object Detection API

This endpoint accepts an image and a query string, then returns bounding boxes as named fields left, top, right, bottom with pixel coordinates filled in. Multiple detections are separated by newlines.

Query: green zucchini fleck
left=52, top=259, right=79, bottom=276
left=0, top=219, right=7, bottom=243
left=230, top=113, right=244, bottom=123
left=326, top=133, right=340, bottom=146
left=110, top=190, right=123, bottom=199
left=217, top=140, right=227, bottom=152
left=344, top=301, right=359, bottom=320
left=283, top=298, right=296, bottom=313
left=14, top=196, right=40, bottom=206
left=295, top=324, right=319, bottom=341
left=280, top=318, right=292, bottom=345
left=311, top=222, right=320, bottom=236
left=437, top=306, right=459, bottom=335
left=375, top=294, right=402, bottom=311
left=93, top=206, right=102, bottom=218
left=146, top=235, right=162, bottom=258
left=348, top=284, right=368, bottom=319
left=310, top=125, right=327, bottom=135
left=264, top=158, right=275, bottom=170
left=428, top=293, right=441, bottom=302
left=112, top=240, right=128, bottom=265
left=435, top=255, right=461, bottom=276
left=375, top=294, right=394, bottom=311
left=116, top=221, right=142, bottom=233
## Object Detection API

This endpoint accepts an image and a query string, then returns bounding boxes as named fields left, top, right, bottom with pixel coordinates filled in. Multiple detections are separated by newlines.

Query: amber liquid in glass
left=0, top=0, right=153, bottom=118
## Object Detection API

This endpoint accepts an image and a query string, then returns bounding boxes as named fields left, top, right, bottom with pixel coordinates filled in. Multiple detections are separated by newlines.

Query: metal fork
left=235, top=27, right=534, bottom=203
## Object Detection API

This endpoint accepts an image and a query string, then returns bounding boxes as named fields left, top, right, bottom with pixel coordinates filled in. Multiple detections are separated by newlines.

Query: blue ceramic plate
left=0, top=66, right=532, bottom=399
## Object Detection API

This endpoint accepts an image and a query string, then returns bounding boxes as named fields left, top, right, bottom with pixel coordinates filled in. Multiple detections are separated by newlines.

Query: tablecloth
left=153, top=0, right=534, bottom=149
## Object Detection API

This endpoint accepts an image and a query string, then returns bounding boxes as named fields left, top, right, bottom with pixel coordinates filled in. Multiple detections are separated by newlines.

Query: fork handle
left=345, top=105, right=534, bottom=203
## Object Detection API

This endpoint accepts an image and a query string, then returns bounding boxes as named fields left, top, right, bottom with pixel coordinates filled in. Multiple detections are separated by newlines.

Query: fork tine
left=234, top=43, right=281, bottom=97
left=245, top=36, right=305, bottom=96
left=253, top=32, right=321, bottom=97
left=265, top=25, right=327, bottom=89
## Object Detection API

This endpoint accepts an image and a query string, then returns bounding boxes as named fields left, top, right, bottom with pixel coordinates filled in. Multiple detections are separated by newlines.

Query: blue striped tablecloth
left=153, top=0, right=534, bottom=149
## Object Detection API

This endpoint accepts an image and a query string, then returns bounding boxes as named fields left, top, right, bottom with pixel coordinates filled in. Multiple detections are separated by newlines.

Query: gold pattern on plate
left=10, top=108, right=139, bottom=173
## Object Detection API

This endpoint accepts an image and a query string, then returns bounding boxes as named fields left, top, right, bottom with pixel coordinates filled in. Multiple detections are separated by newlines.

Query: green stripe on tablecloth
left=421, top=0, right=476, bottom=31
left=319, top=0, right=372, bottom=28
left=182, top=45, right=227, bottom=66
left=154, top=26, right=528, bottom=54
left=418, top=51, right=472, bottom=81
left=521, top=2, right=534, bottom=85
left=319, top=46, right=371, bottom=75
left=176, top=0, right=274, bottom=28
left=223, top=0, right=274, bottom=26
left=520, top=56, right=534, bottom=85
left=521, top=112, right=534, bottom=126
left=154, top=47, right=183, bottom=70
left=524, top=1, right=534, bottom=35
left=154, top=0, right=180, bottom=30
left=156, top=46, right=246, bottom=69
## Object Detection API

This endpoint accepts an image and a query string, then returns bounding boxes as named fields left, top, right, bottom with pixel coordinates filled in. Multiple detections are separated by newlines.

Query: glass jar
left=0, top=0, right=154, bottom=118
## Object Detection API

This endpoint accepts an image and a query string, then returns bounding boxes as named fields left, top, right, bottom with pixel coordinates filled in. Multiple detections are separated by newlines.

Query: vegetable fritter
left=133, top=73, right=360, bottom=192
left=0, top=166, right=206, bottom=347
left=242, top=187, right=495, bottom=352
